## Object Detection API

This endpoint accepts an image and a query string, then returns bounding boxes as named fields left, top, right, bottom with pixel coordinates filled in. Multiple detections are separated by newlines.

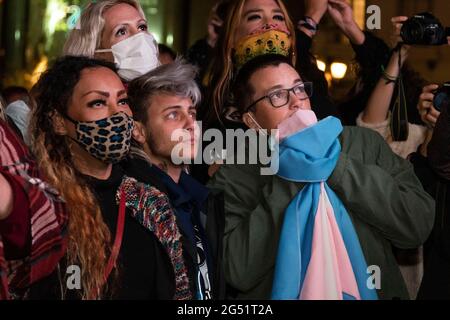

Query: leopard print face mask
left=66, top=112, right=134, bottom=164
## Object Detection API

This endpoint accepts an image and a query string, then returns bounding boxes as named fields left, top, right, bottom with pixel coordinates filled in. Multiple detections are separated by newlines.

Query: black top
left=186, top=38, right=215, bottom=92
left=418, top=101, right=450, bottom=299
left=149, top=165, right=214, bottom=299
left=28, top=158, right=177, bottom=300
left=86, top=161, right=174, bottom=300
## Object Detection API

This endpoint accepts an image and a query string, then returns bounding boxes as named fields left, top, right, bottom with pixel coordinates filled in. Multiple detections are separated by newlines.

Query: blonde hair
left=63, top=0, right=146, bottom=57
left=205, top=0, right=296, bottom=126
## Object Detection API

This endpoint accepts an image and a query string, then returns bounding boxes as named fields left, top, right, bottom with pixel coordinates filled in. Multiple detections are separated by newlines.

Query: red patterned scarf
left=0, top=120, right=68, bottom=299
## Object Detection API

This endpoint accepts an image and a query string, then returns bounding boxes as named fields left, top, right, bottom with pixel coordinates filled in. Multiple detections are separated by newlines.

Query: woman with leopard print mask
left=28, top=56, right=188, bottom=300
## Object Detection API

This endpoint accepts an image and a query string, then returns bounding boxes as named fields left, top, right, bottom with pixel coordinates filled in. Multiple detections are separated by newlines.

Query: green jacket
left=208, top=126, right=435, bottom=300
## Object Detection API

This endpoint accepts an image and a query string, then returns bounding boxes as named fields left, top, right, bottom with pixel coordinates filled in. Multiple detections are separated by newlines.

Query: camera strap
left=390, top=43, right=410, bottom=142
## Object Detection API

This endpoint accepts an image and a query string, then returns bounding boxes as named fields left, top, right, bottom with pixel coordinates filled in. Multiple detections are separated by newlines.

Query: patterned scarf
left=117, top=176, right=192, bottom=300
left=271, top=116, right=378, bottom=300
left=0, top=119, right=68, bottom=300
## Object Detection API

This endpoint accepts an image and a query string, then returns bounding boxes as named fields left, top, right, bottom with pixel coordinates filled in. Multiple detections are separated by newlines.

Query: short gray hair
left=128, top=58, right=201, bottom=124
left=63, top=0, right=146, bottom=58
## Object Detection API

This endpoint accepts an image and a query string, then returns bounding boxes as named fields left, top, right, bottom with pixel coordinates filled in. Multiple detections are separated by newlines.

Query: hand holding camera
left=417, top=84, right=441, bottom=128
left=400, top=12, right=450, bottom=46
left=391, top=16, right=411, bottom=57
left=433, top=82, right=450, bottom=112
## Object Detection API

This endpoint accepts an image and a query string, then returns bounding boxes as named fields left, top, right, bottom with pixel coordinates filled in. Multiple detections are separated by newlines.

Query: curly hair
left=29, top=56, right=118, bottom=299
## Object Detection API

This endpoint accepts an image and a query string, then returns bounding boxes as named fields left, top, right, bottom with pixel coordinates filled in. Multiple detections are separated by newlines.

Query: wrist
left=392, top=46, right=409, bottom=65
left=345, top=25, right=365, bottom=45
left=304, top=11, right=323, bottom=25
left=298, top=16, right=319, bottom=37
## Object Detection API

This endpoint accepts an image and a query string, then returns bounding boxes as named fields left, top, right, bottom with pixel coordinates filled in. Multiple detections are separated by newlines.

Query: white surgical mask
left=96, top=32, right=160, bottom=81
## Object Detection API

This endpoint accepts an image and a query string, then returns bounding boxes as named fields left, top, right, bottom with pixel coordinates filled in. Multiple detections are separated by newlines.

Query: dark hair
left=158, top=44, right=177, bottom=61
left=215, top=0, right=230, bottom=22
left=233, top=54, right=293, bottom=113
left=33, top=56, right=117, bottom=120
left=2, top=86, right=30, bottom=105
left=29, top=55, right=119, bottom=299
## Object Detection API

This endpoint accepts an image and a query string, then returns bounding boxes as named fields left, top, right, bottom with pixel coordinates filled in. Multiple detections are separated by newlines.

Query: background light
left=331, top=62, right=348, bottom=80
left=166, top=34, right=174, bottom=46
left=316, top=59, right=326, bottom=72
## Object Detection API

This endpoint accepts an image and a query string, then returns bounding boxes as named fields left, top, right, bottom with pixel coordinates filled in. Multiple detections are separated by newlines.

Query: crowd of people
left=1, top=0, right=450, bottom=300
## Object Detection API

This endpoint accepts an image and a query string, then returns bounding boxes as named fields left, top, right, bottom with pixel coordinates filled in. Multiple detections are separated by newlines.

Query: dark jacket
left=145, top=164, right=226, bottom=300
left=417, top=104, right=450, bottom=299
left=93, top=159, right=175, bottom=300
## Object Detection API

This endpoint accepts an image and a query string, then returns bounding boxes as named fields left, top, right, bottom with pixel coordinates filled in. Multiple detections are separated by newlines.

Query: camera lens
left=400, top=13, right=447, bottom=45
left=401, top=20, right=424, bottom=44
left=434, top=90, right=450, bottom=112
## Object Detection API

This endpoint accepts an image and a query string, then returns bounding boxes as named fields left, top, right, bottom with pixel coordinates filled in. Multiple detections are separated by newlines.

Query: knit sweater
left=356, top=112, right=427, bottom=159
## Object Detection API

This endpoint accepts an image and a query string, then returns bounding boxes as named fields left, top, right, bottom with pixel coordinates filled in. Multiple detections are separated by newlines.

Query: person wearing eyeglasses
left=208, top=54, right=435, bottom=300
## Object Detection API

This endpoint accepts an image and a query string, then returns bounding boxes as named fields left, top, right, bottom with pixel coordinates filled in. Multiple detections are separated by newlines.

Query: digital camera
left=434, top=82, right=450, bottom=112
left=401, top=12, right=449, bottom=46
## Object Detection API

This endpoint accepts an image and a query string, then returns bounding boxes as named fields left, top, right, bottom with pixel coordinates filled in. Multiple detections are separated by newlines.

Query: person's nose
left=184, top=113, right=196, bottom=132
left=288, top=90, right=306, bottom=111
left=262, top=20, right=277, bottom=29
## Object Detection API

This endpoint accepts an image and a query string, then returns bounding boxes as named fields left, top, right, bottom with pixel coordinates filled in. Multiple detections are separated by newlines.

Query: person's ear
left=51, top=111, right=68, bottom=136
left=242, top=112, right=258, bottom=129
left=132, top=121, right=147, bottom=145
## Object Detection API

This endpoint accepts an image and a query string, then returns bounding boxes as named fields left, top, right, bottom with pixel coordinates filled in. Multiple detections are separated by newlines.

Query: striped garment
left=0, top=119, right=68, bottom=300
left=271, top=115, right=378, bottom=300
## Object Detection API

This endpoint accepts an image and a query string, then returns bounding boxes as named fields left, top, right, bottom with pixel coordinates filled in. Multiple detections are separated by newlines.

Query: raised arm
left=327, top=0, right=365, bottom=45
left=361, top=17, right=410, bottom=125
left=299, top=0, right=328, bottom=38
left=296, top=0, right=329, bottom=66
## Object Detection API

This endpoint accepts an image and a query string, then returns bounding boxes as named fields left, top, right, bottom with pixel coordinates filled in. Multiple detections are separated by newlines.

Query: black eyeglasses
left=245, top=82, right=313, bottom=112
